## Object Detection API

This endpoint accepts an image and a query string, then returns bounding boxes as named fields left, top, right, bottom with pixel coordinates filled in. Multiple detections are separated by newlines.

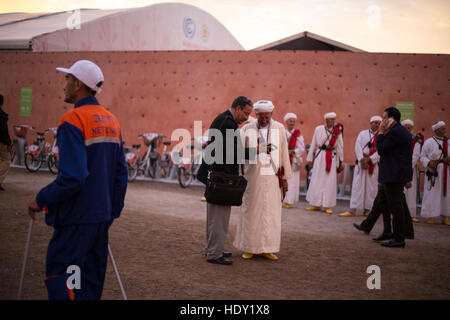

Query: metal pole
left=108, top=244, right=127, bottom=300
left=17, top=218, right=34, bottom=300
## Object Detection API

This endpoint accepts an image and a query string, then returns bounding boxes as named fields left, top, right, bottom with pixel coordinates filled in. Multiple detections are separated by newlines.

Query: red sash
left=326, top=123, right=343, bottom=173
left=288, top=129, right=301, bottom=164
left=368, top=131, right=379, bottom=175
left=443, top=137, right=448, bottom=197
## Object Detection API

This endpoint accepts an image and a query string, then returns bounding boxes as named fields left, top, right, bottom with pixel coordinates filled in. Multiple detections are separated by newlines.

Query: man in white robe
left=233, top=100, right=292, bottom=260
left=420, top=121, right=450, bottom=225
left=339, top=116, right=381, bottom=217
left=283, top=112, right=305, bottom=208
left=402, top=119, right=423, bottom=222
left=305, top=112, right=344, bottom=214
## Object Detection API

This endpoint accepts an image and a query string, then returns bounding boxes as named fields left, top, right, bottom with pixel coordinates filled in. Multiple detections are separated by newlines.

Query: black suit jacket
left=197, top=110, right=248, bottom=184
left=0, top=108, right=12, bottom=146
left=376, top=122, right=413, bottom=184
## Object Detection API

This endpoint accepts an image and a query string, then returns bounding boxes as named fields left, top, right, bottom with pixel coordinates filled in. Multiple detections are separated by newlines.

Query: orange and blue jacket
left=36, top=96, right=128, bottom=227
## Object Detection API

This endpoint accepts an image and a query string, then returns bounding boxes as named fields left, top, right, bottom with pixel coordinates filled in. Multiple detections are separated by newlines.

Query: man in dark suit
left=197, top=96, right=253, bottom=265
left=354, top=184, right=414, bottom=241
left=374, top=107, right=413, bottom=248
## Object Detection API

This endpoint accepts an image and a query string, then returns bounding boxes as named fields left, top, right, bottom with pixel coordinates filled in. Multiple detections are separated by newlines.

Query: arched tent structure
left=0, top=3, right=244, bottom=51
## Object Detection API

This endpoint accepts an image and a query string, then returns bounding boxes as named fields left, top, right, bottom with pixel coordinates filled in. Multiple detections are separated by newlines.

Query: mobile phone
left=387, top=118, right=395, bottom=127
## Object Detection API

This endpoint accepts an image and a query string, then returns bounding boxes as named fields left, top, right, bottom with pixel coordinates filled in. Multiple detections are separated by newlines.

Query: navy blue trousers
left=45, top=221, right=111, bottom=300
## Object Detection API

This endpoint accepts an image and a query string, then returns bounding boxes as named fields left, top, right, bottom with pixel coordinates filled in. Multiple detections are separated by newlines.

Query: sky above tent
left=1, top=0, right=449, bottom=53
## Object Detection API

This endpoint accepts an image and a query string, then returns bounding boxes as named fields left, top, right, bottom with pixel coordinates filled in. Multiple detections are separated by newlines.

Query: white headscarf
left=432, top=121, right=445, bottom=132
left=253, top=100, right=274, bottom=113
left=324, top=112, right=336, bottom=119
left=401, top=119, right=414, bottom=126
left=370, top=115, right=382, bottom=123
left=283, top=112, right=297, bottom=122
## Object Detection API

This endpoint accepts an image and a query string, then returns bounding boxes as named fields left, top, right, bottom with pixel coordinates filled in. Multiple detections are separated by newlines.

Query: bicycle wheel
left=25, top=153, right=42, bottom=173
left=128, top=163, right=138, bottom=182
left=178, top=166, right=193, bottom=188
left=47, top=155, right=58, bottom=175
left=147, top=154, right=160, bottom=179
left=156, top=158, right=173, bottom=179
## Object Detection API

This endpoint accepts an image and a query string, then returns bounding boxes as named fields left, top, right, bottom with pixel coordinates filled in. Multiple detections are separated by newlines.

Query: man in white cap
left=401, top=119, right=423, bottom=222
left=26, top=60, right=128, bottom=299
left=233, top=100, right=291, bottom=261
left=339, top=116, right=381, bottom=217
left=420, top=121, right=449, bottom=225
left=282, top=112, right=305, bottom=208
left=305, top=112, right=344, bottom=214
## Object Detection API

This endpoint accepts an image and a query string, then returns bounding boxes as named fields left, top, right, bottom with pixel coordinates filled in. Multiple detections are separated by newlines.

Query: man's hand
left=379, top=119, right=395, bottom=135
left=306, top=161, right=313, bottom=170
left=282, top=179, right=288, bottom=194
left=428, top=160, right=439, bottom=171
left=337, top=164, right=344, bottom=173
left=360, top=157, right=371, bottom=170
left=405, top=181, right=412, bottom=189
left=27, top=198, right=42, bottom=220
left=7, top=145, right=12, bottom=154
left=443, top=156, right=450, bottom=164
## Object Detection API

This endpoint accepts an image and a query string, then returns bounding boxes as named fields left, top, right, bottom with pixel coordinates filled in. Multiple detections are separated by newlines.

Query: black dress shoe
left=205, top=252, right=232, bottom=258
left=353, top=223, right=369, bottom=234
left=372, top=233, right=394, bottom=242
left=0, top=185, right=4, bottom=191
left=207, top=257, right=233, bottom=265
left=381, top=240, right=405, bottom=248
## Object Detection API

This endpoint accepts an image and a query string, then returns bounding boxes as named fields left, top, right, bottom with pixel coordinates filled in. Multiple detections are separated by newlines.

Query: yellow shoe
left=338, top=211, right=355, bottom=217
left=306, top=206, right=320, bottom=211
left=324, top=208, right=333, bottom=214
left=442, top=219, right=450, bottom=226
left=364, top=210, right=370, bottom=217
left=201, top=197, right=206, bottom=202
left=283, top=203, right=292, bottom=209
left=426, top=218, right=435, bottom=224
left=241, top=252, right=254, bottom=259
left=412, top=217, right=420, bottom=223
left=261, top=253, right=278, bottom=261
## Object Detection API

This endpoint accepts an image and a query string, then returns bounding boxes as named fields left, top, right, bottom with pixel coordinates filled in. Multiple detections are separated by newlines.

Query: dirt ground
left=1, top=167, right=449, bottom=300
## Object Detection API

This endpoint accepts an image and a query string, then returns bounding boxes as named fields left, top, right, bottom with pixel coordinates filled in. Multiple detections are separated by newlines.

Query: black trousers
left=361, top=184, right=414, bottom=240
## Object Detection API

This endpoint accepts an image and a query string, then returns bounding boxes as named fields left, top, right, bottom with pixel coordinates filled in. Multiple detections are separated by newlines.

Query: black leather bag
left=205, top=167, right=247, bottom=206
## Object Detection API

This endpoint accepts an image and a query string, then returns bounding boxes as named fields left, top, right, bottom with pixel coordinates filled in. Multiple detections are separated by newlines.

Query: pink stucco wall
left=1, top=50, right=449, bottom=165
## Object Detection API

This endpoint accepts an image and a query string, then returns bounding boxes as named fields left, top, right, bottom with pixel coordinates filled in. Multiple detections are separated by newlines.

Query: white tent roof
left=0, top=4, right=244, bottom=51
left=0, top=9, right=128, bottom=49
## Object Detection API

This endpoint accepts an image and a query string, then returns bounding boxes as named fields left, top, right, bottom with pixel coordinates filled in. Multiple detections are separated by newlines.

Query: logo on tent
left=183, top=17, right=196, bottom=39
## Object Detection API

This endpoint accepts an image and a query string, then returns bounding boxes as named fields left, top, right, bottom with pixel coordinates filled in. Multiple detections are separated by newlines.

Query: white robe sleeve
left=420, top=140, right=432, bottom=168
left=280, top=125, right=292, bottom=180
left=355, top=132, right=364, bottom=162
left=295, top=135, right=305, bottom=164
left=412, top=143, right=421, bottom=167
left=336, top=132, right=344, bottom=164
left=307, top=127, right=318, bottom=163
left=369, top=152, right=380, bottom=164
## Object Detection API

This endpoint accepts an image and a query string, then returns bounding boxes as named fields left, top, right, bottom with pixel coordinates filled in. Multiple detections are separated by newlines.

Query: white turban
left=253, top=100, right=274, bottom=113
left=284, top=112, right=297, bottom=122
left=370, top=115, right=382, bottom=123
left=401, top=119, right=414, bottom=126
left=432, top=121, right=445, bottom=132
left=324, top=112, right=336, bottom=119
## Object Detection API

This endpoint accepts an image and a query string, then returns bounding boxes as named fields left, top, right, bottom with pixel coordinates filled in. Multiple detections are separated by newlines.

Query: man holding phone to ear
left=375, top=107, right=413, bottom=248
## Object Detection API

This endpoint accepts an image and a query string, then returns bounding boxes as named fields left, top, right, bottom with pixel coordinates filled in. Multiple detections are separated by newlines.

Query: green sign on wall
left=19, top=87, right=32, bottom=117
left=395, top=101, right=415, bottom=123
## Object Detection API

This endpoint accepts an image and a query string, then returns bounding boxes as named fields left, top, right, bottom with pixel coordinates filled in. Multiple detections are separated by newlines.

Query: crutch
left=17, top=218, right=34, bottom=300
left=108, top=244, right=127, bottom=300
